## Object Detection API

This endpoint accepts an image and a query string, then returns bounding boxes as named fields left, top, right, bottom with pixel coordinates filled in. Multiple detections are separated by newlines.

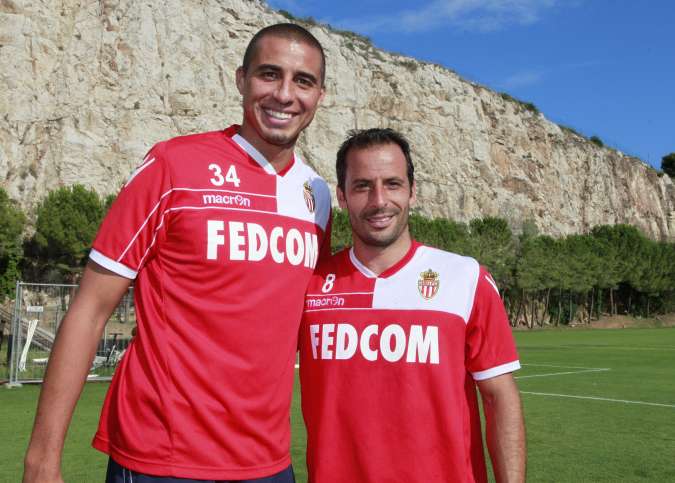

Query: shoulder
left=161, top=130, right=228, bottom=154
left=143, top=130, right=227, bottom=160
left=293, top=154, right=330, bottom=196
left=415, top=244, right=479, bottom=279
left=289, top=154, right=332, bottom=228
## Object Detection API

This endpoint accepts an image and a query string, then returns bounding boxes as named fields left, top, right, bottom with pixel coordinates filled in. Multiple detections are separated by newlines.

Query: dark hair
left=336, top=128, right=415, bottom=192
left=242, top=23, right=326, bottom=86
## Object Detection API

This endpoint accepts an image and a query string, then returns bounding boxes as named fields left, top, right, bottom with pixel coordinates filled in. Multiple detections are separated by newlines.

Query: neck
left=238, top=125, right=294, bottom=173
left=352, top=231, right=413, bottom=276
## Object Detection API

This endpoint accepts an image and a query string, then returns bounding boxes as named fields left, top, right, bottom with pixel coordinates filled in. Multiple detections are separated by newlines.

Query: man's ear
left=410, top=180, right=417, bottom=207
left=337, top=187, right=347, bottom=210
left=235, top=67, right=245, bottom=95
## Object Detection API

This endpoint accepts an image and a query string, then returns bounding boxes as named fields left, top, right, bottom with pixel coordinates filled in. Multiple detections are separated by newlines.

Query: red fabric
left=91, top=126, right=330, bottom=479
left=299, top=245, right=519, bottom=483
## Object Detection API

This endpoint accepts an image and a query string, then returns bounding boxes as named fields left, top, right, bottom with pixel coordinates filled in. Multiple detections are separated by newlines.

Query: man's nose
left=370, top=184, right=388, bottom=208
left=273, top=77, right=293, bottom=104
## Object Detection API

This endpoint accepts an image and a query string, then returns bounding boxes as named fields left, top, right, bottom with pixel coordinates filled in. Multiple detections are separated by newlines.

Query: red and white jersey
left=299, top=242, right=519, bottom=483
left=90, top=125, right=331, bottom=479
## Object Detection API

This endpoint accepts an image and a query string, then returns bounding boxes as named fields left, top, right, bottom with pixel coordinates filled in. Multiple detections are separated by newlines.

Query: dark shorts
left=105, top=458, right=296, bottom=483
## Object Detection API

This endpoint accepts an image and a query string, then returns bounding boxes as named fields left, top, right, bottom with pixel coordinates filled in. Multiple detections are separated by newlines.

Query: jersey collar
left=349, top=240, right=422, bottom=279
left=226, top=125, right=297, bottom=176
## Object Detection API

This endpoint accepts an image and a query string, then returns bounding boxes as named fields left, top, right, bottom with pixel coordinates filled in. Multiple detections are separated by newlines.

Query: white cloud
left=335, top=0, right=560, bottom=34
left=497, top=60, right=604, bottom=90
left=500, top=69, right=545, bottom=89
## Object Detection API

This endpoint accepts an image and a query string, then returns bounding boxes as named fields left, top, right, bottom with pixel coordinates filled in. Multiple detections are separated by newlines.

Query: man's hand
left=477, top=372, right=526, bottom=483
left=23, top=261, right=131, bottom=483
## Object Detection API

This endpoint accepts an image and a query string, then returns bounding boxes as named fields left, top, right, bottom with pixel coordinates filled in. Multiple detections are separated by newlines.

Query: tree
left=515, top=235, right=558, bottom=327
left=409, top=213, right=470, bottom=254
left=0, top=188, right=25, bottom=299
left=662, top=152, right=675, bottom=178
left=331, top=209, right=352, bottom=253
left=30, top=184, right=106, bottom=280
left=465, top=217, right=515, bottom=288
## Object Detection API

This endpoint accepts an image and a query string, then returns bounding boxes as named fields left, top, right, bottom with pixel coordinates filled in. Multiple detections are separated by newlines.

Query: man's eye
left=261, top=71, right=278, bottom=80
left=296, top=77, right=314, bottom=87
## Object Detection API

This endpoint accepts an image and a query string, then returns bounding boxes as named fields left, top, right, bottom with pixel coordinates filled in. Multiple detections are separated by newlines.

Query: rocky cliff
left=2, top=0, right=674, bottom=239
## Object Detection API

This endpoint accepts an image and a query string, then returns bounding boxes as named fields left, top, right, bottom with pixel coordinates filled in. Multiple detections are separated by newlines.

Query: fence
left=7, top=281, right=135, bottom=386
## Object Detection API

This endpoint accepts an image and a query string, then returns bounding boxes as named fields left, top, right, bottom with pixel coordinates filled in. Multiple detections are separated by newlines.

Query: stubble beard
left=351, top=207, right=409, bottom=249
left=262, top=129, right=299, bottom=149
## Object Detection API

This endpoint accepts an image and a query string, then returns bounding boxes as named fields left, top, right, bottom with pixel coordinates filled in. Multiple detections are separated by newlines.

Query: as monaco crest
left=418, top=268, right=440, bottom=300
left=303, top=181, right=315, bottom=213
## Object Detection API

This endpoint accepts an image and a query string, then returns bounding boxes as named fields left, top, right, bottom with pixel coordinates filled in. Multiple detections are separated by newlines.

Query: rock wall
left=2, top=0, right=674, bottom=239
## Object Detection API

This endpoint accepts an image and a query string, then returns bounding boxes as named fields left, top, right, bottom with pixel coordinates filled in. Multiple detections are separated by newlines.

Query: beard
left=350, top=207, right=409, bottom=248
left=261, top=129, right=299, bottom=148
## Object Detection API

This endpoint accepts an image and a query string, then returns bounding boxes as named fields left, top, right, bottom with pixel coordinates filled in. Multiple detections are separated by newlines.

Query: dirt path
left=588, top=314, right=675, bottom=329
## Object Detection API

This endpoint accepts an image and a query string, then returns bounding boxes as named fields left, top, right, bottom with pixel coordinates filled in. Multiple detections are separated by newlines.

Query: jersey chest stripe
left=117, top=188, right=173, bottom=263
left=118, top=186, right=281, bottom=263
left=166, top=205, right=281, bottom=216
left=124, top=156, right=156, bottom=188
left=173, top=187, right=276, bottom=199
left=307, top=291, right=374, bottom=296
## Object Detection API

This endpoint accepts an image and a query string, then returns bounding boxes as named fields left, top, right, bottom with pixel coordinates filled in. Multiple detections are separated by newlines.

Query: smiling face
left=338, top=142, right=416, bottom=255
left=236, top=35, right=325, bottom=162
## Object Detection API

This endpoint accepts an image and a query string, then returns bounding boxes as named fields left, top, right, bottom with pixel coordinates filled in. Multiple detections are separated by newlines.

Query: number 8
left=321, top=274, right=336, bottom=293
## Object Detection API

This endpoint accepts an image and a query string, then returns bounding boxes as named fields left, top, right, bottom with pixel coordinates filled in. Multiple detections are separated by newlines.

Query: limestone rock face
left=2, top=0, right=674, bottom=239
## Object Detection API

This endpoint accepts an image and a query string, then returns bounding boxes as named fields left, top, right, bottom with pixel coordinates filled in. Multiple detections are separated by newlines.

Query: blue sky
left=267, top=0, right=674, bottom=169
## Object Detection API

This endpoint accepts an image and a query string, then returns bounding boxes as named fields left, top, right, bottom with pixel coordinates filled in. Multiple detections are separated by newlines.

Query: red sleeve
left=90, top=142, right=173, bottom=278
left=465, top=266, right=520, bottom=380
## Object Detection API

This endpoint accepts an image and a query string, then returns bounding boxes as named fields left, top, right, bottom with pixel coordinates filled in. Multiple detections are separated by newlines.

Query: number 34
left=209, top=163, right=241, bottom=187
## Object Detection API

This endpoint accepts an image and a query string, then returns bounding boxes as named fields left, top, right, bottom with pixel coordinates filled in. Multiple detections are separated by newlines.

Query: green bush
left=28, top=184, right=107, bottom=281
left=0, top=188, right=25, bottom=298
left=661, top=152, right=675, bottom=178
left=590, top=135, right=604, bottom=147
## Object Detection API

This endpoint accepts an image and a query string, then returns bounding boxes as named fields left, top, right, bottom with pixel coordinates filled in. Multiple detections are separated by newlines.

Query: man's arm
left=476, top=373, right=526, bottom=483
left=23, top=261, right=131, bottom=483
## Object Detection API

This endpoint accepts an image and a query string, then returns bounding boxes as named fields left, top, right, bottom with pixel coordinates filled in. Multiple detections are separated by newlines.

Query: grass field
left=2, top=327, right=674, bottom=482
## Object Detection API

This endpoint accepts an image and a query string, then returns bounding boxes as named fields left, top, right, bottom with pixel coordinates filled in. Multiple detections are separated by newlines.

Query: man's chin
left=260, top=129, right=299, bottom=148
left=359, top=232, right=399, bottom=248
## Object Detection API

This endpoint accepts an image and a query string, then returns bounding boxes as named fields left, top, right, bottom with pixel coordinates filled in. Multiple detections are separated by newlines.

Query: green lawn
left=2, top=328, right=674, bottom=482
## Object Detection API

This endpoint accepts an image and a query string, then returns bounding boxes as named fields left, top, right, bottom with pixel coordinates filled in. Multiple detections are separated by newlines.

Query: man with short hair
left=299, top=128, right=525, bottom=482
left=24, top=23, right=331, bottom=483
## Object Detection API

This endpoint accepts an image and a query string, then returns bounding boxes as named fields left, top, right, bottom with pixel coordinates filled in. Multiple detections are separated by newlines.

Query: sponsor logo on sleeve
left=418, top=268, right=440, bottom=300
left=303, top=181, right=315, bottom=214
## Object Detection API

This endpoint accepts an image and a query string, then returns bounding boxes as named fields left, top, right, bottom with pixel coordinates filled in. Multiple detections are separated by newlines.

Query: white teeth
left=265, top=109, right=292, bottom=120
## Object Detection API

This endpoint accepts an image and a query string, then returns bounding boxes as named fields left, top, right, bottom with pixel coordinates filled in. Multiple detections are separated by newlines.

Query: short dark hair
left=242, top=23, right=326, bottom=86
left=336, top=128, right=415, bottom=192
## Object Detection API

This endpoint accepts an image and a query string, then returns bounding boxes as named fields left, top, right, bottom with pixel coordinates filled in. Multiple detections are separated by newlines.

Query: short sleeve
left=90, top=142, right=173, bottom=279
left=465, top=267, right=520, bottom=381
